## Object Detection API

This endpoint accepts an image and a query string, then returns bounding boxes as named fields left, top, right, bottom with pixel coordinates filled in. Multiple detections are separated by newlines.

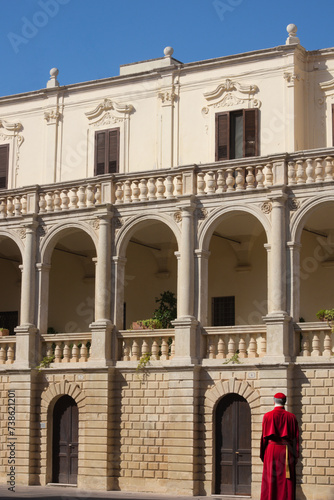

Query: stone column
left=36, top=263, right=51, bottom=334
left=89, top=213, right=113, bottom=365
left=15, top=220, right=38, bottom=368
left=263, top=192, right=291, bottom=361
left=172, top=201, right=198, bottom=364
left=112, top=256, right=127, bottom=330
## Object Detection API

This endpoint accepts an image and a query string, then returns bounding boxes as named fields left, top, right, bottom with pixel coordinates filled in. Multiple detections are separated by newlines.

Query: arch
left=41, top=379, right=86, bottom=410
left=0, top=228, right=25, bottom=259
left=290, top=194, right=334, bottom=243
left=204, top=377, right=261, bottom=412
left=114, top=213, right=181, bottom=258
left=40, top=221, right=98, bottom=265
left=198, top=204, right=271, bottom=252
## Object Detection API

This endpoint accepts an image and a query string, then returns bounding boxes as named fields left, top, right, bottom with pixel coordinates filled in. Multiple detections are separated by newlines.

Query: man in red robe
left=260, top=393, right=299, bottom=500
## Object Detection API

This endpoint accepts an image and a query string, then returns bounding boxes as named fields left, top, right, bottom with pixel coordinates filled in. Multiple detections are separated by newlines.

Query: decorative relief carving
left=44, top=108, right=61, bottom=124
left=114, top=217, right=124, bottom=231
left=261, top=201, right=272, bottom=214
left=288, top=198, right=300, bottom=211
left=158, top=89, right=177, bottom=105
left=17, top=228, right=26, bottom=239
left=173, top=211, right=182, bottom=223
left=92, top=112, right=123, bottom=128
left=203, top=78, right=261, bottom=111
left=90, top=218, right=100, bottom=230
left=283, top=72, right=300, bottom=84
left=37, top=224, right=48, bottom=238
left=0, top=119, right=24, bottom=179
left=85, top=99, right=134, bottom=121
left=196, top=207, right=208, bottom=220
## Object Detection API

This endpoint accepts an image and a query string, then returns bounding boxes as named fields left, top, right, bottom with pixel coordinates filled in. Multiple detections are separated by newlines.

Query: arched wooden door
left=215, top=393, right=251, bottom=495
left=52, top=395, right=78, bottom=484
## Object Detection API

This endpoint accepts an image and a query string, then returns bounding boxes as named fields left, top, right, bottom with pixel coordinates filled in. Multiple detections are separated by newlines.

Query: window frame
left=0, top=143, right=9, bottom=189
left=94, top=127, right=120, bottom=176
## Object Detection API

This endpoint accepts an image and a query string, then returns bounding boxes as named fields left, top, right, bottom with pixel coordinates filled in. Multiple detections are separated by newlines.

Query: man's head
left=274, top=392, right=286, bottom=406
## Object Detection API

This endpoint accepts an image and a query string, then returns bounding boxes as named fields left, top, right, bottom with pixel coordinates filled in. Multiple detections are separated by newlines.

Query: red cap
left=274, top=392, right=286, bottom=400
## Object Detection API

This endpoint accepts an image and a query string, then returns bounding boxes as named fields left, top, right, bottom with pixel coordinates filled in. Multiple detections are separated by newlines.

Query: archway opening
left=208, top=212, right=267, bottom=326
left=52, top=395, right=78, bottom=484
left=214, top=393, right=251, bottom=495
left=48, top=229, right=96, bottom=333
left=123, top=221, right=178, bottom=329
left=0, top=236, right=22, bottom=333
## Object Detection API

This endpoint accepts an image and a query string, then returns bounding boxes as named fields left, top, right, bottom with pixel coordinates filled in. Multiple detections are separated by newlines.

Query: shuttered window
left=216, top=109, right=259, bottom=160
left=332, top=104, right=334, bottom=146
left=0, top=144, right=9, bottom=189
left=212, top=296, right=235, bottom=326
left=94, top=128, right=119, bottom=175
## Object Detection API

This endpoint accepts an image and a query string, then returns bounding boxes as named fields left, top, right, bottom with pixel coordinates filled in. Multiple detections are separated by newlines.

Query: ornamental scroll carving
left=44, top=108, right=61, bottom=124
left=202, top=78, right=261, bottom=113
left=85, top=98, right=134, bottom=124
left=0, top=119, right=24, bottom=180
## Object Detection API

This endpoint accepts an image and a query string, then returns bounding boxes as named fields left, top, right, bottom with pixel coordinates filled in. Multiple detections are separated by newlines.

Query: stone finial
left=285, top=24, right=300, bottom=45
left=47, top=67, right=60, bottom=88
left=164, top=46, right=174, bottom=57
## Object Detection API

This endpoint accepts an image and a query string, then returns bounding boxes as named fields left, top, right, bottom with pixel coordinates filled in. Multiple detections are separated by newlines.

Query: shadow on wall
left=293, top=365, right=309, bottom=500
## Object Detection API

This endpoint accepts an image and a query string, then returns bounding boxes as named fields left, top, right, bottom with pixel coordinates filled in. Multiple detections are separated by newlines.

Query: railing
left=117, top=329, right=175, bottom=361
left=40, top=333, right=92, bottom=363
left=202, top=325, right=267, bottom=360
left=287, top=155, right=334, bottom=185
left=295, top=322, right=333, bottom=359
left=0, top=338, right=16, bottom=365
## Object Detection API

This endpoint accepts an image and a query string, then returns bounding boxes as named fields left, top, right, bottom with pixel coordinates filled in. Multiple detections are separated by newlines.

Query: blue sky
left=0, top=0, right=333, bottom=97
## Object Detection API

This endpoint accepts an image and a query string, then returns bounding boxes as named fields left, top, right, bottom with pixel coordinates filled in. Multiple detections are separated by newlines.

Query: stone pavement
left=0, top=484, right=250, bottom=500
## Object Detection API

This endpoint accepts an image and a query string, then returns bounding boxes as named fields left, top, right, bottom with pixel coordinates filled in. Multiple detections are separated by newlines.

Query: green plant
left=47, top=327, right=57, bottom=334
left=36, top=354, right=55, bottom=371
left=153, top=291, right=177, bottom=328
left=316, top=309, right=334, bottom=332
left=223, top=352, right=241, bottom=364
left=132, top=319, right=162, bottom=330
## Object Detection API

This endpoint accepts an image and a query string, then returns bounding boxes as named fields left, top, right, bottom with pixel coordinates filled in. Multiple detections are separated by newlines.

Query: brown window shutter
left=0, top=144, right=9, bottom=189
left=243, top=108, right=259, bottom=157
left=108, top=129, right=119, bottom=173
left=95, top=131, right=106, bottom=175
left=332, top=104, right=334, bottom=146
left=216, top=113, right=229, bottom=161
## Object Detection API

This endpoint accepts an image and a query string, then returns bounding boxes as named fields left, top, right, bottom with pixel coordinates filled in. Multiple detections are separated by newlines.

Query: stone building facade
left=0, top=25, right=334, bottom=499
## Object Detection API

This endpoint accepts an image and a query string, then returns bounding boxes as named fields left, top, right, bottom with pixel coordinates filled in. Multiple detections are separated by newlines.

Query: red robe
left=260, top=407, right=299, bottom=500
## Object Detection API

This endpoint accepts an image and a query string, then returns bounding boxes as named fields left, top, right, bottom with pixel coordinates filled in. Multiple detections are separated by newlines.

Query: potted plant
left=130, top=291, right=177, bottom=330
left=316, top=308, right=334, bottom=332
left=0, top=327, right=10, bottom=337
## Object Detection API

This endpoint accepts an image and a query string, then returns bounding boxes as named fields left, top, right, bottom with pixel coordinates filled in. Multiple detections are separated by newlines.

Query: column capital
left=267, top=189, right=288, bottom=205
left=195, top=249, right=211, bottom=259
left=36, top=263, right=52, bottom=272
left=287, top=241, right=302, bottom=250
left=112, top=255, right=127, bottom=266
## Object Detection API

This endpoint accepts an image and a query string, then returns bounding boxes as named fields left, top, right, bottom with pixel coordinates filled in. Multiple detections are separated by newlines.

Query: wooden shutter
left=332, top=104, right=334, bottom=146
left=108, top=129, right=119, bottom=173
left=243, top=108, right=259, bottom=157
left=216, top=113, right=229, bottom=161
left=95, top=131, right=106, bottom=175
left=0, top=144, right=9, bottom=189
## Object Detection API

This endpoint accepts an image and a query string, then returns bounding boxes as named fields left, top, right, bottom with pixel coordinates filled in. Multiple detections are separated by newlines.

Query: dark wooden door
left=52, top=395, right=78, bottom=484
left=215, top=393, right=251, bottom=495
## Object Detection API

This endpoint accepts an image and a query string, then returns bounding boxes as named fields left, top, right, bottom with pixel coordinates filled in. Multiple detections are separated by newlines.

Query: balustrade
left=38, top=183, right=102, bottom=213
left=117, top=330, right=175, bottom=361
left=203, top=326, right=266, bottom=360
left=40, top=333, right=92, bottom=364
left=0, top=340, right=16, bottom=365
left=295, top=323, right=333, bottom=358
left=288, top=156, right=334, bottom=186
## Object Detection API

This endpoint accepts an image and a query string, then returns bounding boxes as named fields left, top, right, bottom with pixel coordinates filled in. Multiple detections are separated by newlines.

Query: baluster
left=238, top=336, right=247, bottom=358
left=71, top=342, right=79, bottom=362
left=301, top=333, right=310, bottom=356
left=216, top=169, right=226, bottom=193
left=248, top=335, right=258, bottom=358
left=256, top=165, right=265, bottom=188
left=46, top=341, right=53, bottom=358
left=264, top=163, right=273, bottom=186
left=0, top=198, right=7, bottom=218
left=148, top=178, right=157, bottom=200
left=123, top=340, right=130, bottom=361
left=235, top=167, right=245, bottom=190
left=54, top=341, right=62, bottom=362
left=175, top=175, right=183, bottom=197
left=325, top=156, right=333, bottom=181
left=170, top=338, right=175, bottom=358
left=141, top=339, right=149, bottom=357
left=246, top=166, right=255, bottom=190
left=95, top=184, right=101, bottom=204
left=7, top=197, right=14, bottom=216
left=156, top=177, right=166, bottom=199
left=86, top=184, right=96, bottom=207
left=160, top=338, right=169, bottom=360
left=60, top=190, right=69, bottom=210
left=288, top=161, right=297, bottom=185
left=151, top=339, right=159, bottom=360
left=139, top=179, right=148, bottom=202
left=13, top=196, right=21, bottom=216
left=39, top=194, right=46, bottom=213
left=120, top=181, right=130, bottom=203
left=259, top=335, right=266, bottom=357
left=69, top=188, right=78, bottom=209
left=6, top=343, right=15, bottom=364
left=131, top=180, right=140, bottom=202
left=315, top=158, right=324, bottom=182
left=115, top=182, right=124, bottom=204
left=197, top=173, right=206, bottom=195
left=208, top=337, right=216, bottom=359
left=0, top=344, right=6, bottom=364
left=45, top=192, right=54, bottom=212
left=78, top=186, right=86, bottom=208
left=311, top=332, right=321, bottom=356
left=323, top=332, right=332, bottom=357
left=226, top=169, right=235, bottom=191
left=131, top=339, right=140, bottom=361
left=305, top=158, right=315, bottom=183
left=165, top=175, right=175, bottom=199
left=79, top=342, right=88, bottom=362
left=217, top=337, right=226, bottom=359
left=53, top=190, right=61, bottom=211
left=228, top=336, right=236, bottom=358
left=296, top=160, right=306, bottom=184
left=62, top=342, right=71, bottom=362
left=206, top=171, right=216, bottom=194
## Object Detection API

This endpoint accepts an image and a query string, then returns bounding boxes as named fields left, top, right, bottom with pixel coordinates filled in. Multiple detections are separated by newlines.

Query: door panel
left=215, top=393, right=251, bottom=495
left=53, top=395, right=78, bottom=484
